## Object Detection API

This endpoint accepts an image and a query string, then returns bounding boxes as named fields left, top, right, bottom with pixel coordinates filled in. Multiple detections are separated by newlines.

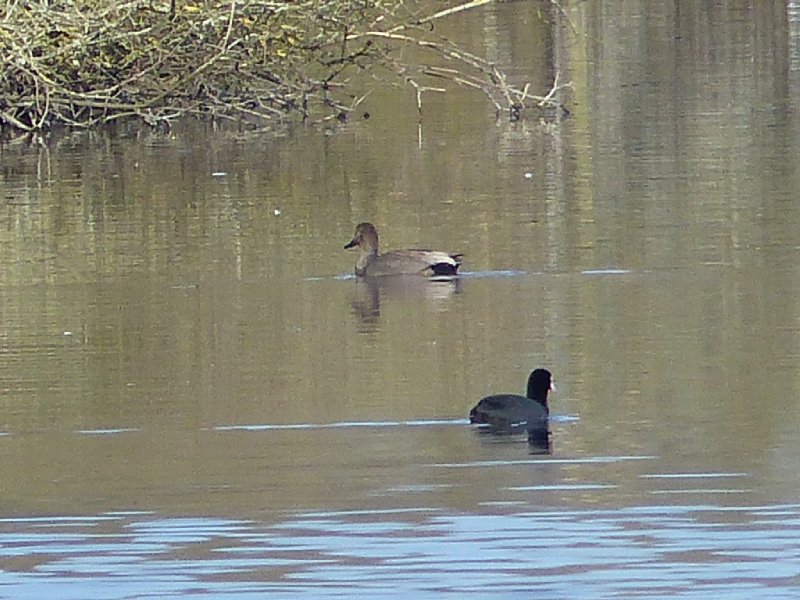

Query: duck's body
left=469, top=368, right=553, bottom=430
left=344, top=223, right=462, bottom=277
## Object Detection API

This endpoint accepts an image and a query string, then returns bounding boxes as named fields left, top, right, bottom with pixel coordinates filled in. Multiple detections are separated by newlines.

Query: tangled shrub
left=0, top=0, right=568, bottom=134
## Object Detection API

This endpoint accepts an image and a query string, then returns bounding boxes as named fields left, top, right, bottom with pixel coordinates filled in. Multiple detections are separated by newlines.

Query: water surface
left=2, top=1, right=800, bottom=597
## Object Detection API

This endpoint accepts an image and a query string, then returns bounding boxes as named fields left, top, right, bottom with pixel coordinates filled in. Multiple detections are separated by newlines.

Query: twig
left=382, top=0, right=495, bottom=35
left=547, top=0, right=579, bottom=37
left=538, top=71, right=561, bottom=106
left=35, top=81, right=50, bottom=131
left=407, top=78, right=446, bottom=115
left=0, top=110, right=32, bottom=132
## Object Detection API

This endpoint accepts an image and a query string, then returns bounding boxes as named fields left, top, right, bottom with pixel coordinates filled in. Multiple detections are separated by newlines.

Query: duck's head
left=344, top=222, right=379, bottom=251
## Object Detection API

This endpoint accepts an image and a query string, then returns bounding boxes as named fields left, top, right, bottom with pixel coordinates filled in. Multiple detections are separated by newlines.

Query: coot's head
left=526, top=368, right=553, bottom=403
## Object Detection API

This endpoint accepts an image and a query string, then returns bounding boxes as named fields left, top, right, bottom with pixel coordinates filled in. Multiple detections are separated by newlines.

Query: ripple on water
left=75, top=428, right=140, bottom=436
left=431, top=455, right=657, bottom=468
left=314, top=268, right=633, bottom=282
left=580, top=268, right=633, bottom=275
left=210, top=415, right=580, bottom=432
left=2, top=504, right=799, bottom=598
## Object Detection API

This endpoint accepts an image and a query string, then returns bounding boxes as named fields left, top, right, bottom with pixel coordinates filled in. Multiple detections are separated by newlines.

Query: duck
left=469, top=368, right=554, bottom=430
left=344, top=222, right=462, bottom=277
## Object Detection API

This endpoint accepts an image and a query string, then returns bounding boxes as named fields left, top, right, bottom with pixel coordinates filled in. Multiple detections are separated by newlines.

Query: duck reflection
left=349, top=275, right=461, bottom=329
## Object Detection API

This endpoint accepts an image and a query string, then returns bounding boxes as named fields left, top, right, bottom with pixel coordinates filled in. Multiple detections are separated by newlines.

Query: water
left=3, top=1, right=800, bottom=597
left=4, top=502, right=800, bottom=599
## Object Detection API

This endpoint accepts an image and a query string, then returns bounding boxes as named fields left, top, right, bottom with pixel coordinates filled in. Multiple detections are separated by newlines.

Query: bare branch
left=0, top=0, right=569, bottom=134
